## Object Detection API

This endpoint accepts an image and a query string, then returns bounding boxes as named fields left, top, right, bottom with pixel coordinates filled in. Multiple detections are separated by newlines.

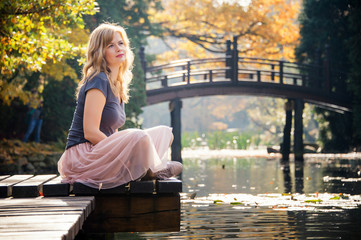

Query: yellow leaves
left=0, top=0, right=97, bottom=104
left=152, top=0, right=300, bottom=61
left=66, top=27, right=89, bottom=45
left=41, top=60, right=77, bottom=81
left=0, top=78, right=29, bottom=106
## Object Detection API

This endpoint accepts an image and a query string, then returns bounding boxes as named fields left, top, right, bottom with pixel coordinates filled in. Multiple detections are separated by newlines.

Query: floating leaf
left=282, top=193, right=292, bottom=196
left=305, top=199, right=322, bottom=203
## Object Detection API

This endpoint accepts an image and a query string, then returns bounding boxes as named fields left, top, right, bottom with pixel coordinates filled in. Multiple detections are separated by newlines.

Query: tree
left=348, top=0, right=361, bottom=147
left=0, top=0, right=97, bottom=105
left=296, top=0, right=354, bottom=152
left=150, top=0, right=300, bottom=61
left=42, top=76, right=77, bottom=142
left=83, top=0, right=164, bottom=128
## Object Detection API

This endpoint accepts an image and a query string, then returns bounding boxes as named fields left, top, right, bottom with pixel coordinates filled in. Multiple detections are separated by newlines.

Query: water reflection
left=182, top=157, right=330, bottom=196
left=280, top=159, right=305, bottom=194
left=84, top=155, right=361, bottom=239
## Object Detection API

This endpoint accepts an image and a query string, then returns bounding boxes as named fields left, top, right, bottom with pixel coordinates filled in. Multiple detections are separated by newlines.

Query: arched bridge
left=140, top=38, right=352, bottom=162
left=143, top=55, right=351, bottom=112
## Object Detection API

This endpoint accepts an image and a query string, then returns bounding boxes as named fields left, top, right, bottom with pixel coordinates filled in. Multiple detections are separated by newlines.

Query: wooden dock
left=0, top=196, right=94, bottom=240
left=0, top=175, right=182, bottom=239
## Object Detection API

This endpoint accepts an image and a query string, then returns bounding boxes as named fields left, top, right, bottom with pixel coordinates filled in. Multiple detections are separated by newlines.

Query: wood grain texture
left=157, top=179, right=183, bottom=193
left=0, top=196, right=94, bottom=240
left=73, top=182, right=128, bottom=196
left=0, top=175, right=183, bottom=237
left=12, top=174, right=57, bottom=198
left=0, top=175, right=33, bottom=198
left=43, top=176, right=71, bottom=197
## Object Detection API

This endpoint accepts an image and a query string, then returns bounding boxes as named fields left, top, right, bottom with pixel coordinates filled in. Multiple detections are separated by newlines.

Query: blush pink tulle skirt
left=58, top=125, right=173, bottom=189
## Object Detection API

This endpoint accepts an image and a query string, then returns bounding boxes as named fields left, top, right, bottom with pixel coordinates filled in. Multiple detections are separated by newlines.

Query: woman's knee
left=137, top=132, right=152, bottom=146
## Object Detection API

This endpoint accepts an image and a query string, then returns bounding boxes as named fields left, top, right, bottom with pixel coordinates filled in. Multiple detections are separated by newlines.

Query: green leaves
left=0, top=0, right=97, bottom=104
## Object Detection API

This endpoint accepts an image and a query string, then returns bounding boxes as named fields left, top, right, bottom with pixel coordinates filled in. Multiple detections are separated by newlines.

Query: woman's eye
left=108, top=44, right=114, bottom=48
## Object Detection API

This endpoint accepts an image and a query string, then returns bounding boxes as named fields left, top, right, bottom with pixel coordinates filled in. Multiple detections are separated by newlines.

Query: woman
left=58, top=23, right=182, bottom=189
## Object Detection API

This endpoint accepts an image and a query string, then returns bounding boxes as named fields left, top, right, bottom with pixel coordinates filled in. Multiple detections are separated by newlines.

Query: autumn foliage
left=0, top=0, right=97, bottom=105
left=150, top=0, right=300, bottom=62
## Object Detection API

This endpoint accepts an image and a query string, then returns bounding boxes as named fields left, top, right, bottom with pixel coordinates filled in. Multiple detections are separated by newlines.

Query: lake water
left=94, top=151, right=361, bottom=239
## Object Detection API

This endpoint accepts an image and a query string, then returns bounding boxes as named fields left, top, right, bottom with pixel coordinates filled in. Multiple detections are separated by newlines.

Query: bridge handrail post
left=187, top=61, right=191, bottom=84
left=232, top=36, right=238, bottom=83
left=271, top=64, right=275, bottom=81
left=279, top=61, right=284, bottom=84
left=226, top=40, right=232, bottom=79
left=161, top=76, right=168, bottom=88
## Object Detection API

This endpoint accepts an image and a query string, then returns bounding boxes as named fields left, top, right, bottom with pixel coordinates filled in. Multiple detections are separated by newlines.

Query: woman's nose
left=114, top=44, right=121, bottom=51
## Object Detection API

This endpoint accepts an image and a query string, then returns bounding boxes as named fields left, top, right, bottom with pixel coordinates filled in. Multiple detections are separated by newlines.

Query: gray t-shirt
left=66, top=72, right=126, bottom=149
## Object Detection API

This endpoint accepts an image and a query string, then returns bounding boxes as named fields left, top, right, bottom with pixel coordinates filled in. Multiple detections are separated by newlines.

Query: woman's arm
left=83, top=88, right=107, bottom=145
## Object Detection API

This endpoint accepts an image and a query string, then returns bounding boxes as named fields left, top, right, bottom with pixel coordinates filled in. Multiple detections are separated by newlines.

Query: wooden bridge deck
left=0, top=174, right=182, bottom=239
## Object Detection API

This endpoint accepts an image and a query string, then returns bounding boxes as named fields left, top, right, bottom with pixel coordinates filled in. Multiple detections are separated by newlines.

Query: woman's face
left=105, top=32, right=126, bottom=68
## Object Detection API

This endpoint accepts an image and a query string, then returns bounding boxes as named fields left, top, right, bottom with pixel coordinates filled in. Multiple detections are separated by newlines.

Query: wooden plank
left=0, top=196, right=94, bottom=240
left=157, top=179, right=183, bottom=193
left=73, top=182, right=128, bottom=196
left=0, top=175, right=33, bottom=198
left=82, top=193, right=181, bottom=233
left=0, top=209, right=84, bottom=217
left=129, top=180, right=155, bottom=194
left=0, top=175, right=10, bottom=181
left=0, top=215, right=80, bottom=240
left=0, top=231, right=69, bottom=240
left=43, top=176, right=71, bottom=197
left=12, top=174, right=57, bottom=198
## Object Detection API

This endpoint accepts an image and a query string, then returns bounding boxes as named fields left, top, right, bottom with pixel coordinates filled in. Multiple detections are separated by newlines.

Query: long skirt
left=58, top=125, right=173, bottom=189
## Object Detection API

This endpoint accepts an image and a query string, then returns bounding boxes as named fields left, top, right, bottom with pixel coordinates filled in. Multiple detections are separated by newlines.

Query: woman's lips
left=116, top=54, right=124, bottom=58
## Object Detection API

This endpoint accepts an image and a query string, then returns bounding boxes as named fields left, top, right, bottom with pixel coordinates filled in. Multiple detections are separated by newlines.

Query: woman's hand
left=83, top=89, right=107, bottom=145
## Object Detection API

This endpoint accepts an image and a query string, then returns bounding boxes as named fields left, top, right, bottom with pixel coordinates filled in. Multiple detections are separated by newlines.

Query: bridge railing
left=144, top=55, right=324, bottom=92
left=236, top=56, right=324, bottom=88
left=145, top=57, right=230, bottom=90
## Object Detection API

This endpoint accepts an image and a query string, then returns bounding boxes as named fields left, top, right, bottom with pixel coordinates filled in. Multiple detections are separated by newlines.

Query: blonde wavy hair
left=76, top=23, right=134, bottom=103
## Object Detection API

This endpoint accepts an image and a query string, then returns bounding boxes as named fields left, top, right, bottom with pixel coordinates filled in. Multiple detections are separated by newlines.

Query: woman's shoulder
left=84, top=72, right=110, bottom=95
left=90, top=72, right=108, bottom=83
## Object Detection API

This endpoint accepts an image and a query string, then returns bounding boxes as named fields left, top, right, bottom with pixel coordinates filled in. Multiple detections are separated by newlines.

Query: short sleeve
left=84, top=73, right=109, bottom=98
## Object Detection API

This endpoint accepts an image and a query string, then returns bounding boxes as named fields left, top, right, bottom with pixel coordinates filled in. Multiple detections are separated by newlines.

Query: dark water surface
left=100, top=155, right=361, bottom=239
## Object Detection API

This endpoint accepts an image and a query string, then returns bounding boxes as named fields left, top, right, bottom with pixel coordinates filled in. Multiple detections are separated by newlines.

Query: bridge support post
left=294, top=99, right=304, bottom=161
left=232, top=36, right=238, bottom=83
left=169, top=98, right=183, bottom=163
left=281, top=99, right=293, bottom=162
